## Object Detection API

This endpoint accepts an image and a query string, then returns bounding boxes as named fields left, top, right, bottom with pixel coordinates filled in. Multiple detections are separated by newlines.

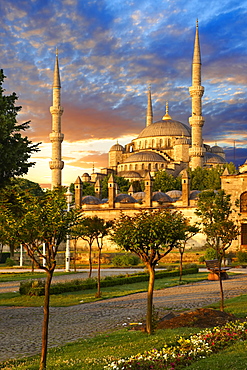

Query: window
left=240, top=192, right=247, bottom=212
left=241, top=223, right=247, bottom=245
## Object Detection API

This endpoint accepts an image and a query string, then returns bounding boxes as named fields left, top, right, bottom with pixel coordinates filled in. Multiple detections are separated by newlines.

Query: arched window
left=240, top=192, right=247, bottom=212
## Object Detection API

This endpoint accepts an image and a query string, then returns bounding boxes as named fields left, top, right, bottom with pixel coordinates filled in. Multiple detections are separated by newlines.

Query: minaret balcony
left=189, top=116, right=204, bottom=127
left=49, top=132, right=64, bottom=142
left=49, top=160, right=64, bottom=170
left=189, top=146, right=205, bottom=157
left=189, top=86, right=204, bottom=97
left=50, top=106, right=64, bottom=115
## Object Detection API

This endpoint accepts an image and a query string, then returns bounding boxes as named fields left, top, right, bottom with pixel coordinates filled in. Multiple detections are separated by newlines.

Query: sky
left=1, top=0, right=247, bottom=187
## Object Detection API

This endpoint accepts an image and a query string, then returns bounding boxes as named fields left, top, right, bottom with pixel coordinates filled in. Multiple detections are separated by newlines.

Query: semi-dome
left=137, top=119, right=191, bottom=139
left=110, top=143, right=124, bottom=152
left=81, top=195, right=102, bottom=205
left=115, top=194, right=137, bottom=203
left=204, top=152, right=226, bottom=164
left=123, top=151, right=166, bottom=163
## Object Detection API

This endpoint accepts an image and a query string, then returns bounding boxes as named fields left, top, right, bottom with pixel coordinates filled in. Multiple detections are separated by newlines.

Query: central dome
left=137, top=119, right=191, bottom=138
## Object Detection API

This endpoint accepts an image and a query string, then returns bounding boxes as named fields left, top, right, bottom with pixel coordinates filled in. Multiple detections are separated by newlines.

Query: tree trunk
left=96, top=246, right=102, bottom=298
left=73, top=239, right=77, bottom=272
left=146, top=264, right=155, bottom=335
left=179, top=250, right=184, bottom=283
left=39, top=270, right=53, bottom=370
left=219, top=265, right=224, bottom=312
left=88, top=242, right=92, bottom=278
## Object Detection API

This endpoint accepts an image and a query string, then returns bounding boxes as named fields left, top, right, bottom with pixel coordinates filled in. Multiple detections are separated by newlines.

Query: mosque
left=49, top=23, right=246, bottom=251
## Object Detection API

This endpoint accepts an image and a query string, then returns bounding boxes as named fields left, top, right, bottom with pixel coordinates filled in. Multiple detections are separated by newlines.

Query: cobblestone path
left=0, top=273, right=247, bottom=362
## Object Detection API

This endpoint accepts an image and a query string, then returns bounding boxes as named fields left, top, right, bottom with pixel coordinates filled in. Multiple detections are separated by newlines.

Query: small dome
left=124, top=151, right=166, bottom=163
left=204, top=152, right=226, bottom=164
left=115, top=194, right=137, bottom=203
left=119, top=171, right=141, bottom=178
left=132, top=192, right=145, bottom=200
left=166, top=190, right=182, bottom=201
left=137, top=119, right=191, bottom=139
left=211, top=145, right=224, bottom=154
left=110, top=143, right=124, bottom=152
left=152, top=191, right=172, bottom=202
left=81, top=195, right=102, bottom=205
left=189, top=190, right=201, bottom=200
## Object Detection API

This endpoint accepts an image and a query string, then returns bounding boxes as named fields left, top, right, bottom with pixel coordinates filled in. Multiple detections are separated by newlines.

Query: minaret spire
left=189, top=20, right=205, bottom=169
left=49, top=50, right=64, bottom=189
left=146, top=85, right=153, bottom=127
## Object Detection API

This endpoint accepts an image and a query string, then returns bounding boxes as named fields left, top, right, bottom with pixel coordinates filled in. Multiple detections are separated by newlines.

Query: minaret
left=49, top=50, right=64, bottom=189
left=146, top=85, right=153, bottom=127
left=189, top=20, right=205, bottom=169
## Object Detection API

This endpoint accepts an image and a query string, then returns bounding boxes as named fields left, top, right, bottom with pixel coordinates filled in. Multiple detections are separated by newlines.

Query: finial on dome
left=162, top=101, right=172, bottom=120
left=56, top=47, right=58, bottom=57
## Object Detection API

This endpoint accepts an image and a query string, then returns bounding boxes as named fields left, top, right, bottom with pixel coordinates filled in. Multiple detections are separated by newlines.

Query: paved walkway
left=0, top=273, right=247, bottom=362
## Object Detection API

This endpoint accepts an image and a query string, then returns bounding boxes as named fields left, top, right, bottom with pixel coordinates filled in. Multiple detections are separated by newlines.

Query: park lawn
left=0, top=271, right=76, bottom=282
left=0, top=272, right=208, bottom=307
left=1, top=293, right=247, bottom=369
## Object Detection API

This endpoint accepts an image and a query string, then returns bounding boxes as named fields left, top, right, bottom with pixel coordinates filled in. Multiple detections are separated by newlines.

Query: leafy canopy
left=0, top=70, right=39, bottom=187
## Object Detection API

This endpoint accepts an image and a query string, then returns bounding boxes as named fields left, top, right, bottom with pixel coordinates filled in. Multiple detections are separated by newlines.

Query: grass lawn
left=1, top=293, right=247, bottom=369
left=0, top=272, right=208, bottom=307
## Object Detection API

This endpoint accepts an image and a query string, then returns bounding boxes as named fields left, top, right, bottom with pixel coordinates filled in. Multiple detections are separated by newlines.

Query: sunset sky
left=1, top=0, right=247, bottom=186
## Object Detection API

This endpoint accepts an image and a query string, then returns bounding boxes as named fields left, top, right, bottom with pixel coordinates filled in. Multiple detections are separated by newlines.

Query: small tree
left=153, top=170, right=182, bottom=192
left=0, top=188, right=78, bottom=370
left=111, top=209, right=191, bottom=334
left=195, top=190, right=239, bottom=311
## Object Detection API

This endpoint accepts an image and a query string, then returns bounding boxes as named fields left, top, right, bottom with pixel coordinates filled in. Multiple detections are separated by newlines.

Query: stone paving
left=0, top=273, right=247, bottom=362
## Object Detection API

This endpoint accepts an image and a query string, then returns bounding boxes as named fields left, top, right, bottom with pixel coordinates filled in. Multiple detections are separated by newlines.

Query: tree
left=188, top=163, right=236, bottom=191
left=0, top=70, right=39, bottom=187
left=195, top=190, right=239, bottom=311
left=111, top=209, right=191, bottom=334
left=0, top=187, right=78, bottom=370
left=153, top=170, right=182, bottom=192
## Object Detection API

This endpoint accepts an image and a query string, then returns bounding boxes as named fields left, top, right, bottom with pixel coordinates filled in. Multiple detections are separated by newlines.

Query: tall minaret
left=49, top=50, right=64, bottom=188
left=146, top=85, right=153, bottom=127
left=189, top=20, right=205, bottom=169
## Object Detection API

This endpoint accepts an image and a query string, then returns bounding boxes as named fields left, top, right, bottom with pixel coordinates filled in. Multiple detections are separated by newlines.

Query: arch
left=240, top=192, right=247, bottom=213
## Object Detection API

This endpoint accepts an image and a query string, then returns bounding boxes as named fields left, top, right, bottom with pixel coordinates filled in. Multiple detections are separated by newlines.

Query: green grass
left=0, top=271, right=76, bottom=282
left=0, top=273, right=208, bottom=307
left=1, top=284, right=247, bottom=369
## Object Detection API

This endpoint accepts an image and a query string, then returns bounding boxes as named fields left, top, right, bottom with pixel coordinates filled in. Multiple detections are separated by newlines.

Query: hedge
left=19, top=267, right=198, bottom=296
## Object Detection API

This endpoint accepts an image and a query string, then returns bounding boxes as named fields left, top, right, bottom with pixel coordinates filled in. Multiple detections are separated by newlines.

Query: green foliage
left=0, top=70, right=39, bottom=187
left=101, top=174, right=130, bottom=198
left=111, top=253, right=140, bottom=266
left=153, top=170, right=181, bottom=192
left=5, top=257, right=15, bottom=266
left=20, top=279, right=45, bottom=296
left=82, top=182, right=95, bottom=196
left=236, top=251, right=247, bottom=263
left=204, top=247, right=217, bottom=260
left=188, top=163, right=237, bottom=191
left=195, top=190, right=239, bottom=261
left=19, top=268, right=198, bottom=296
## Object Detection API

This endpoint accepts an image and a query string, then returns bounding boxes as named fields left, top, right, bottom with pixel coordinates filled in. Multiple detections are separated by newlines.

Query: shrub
left=236, top=251, right=247, bottom=263
left=20, top=279, right=45, bottom=296
left=111, top=253, right=140, bottom=267
left=204, top=247, right=217, bottom=260
left=5, top=257, right=15, bottom=267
